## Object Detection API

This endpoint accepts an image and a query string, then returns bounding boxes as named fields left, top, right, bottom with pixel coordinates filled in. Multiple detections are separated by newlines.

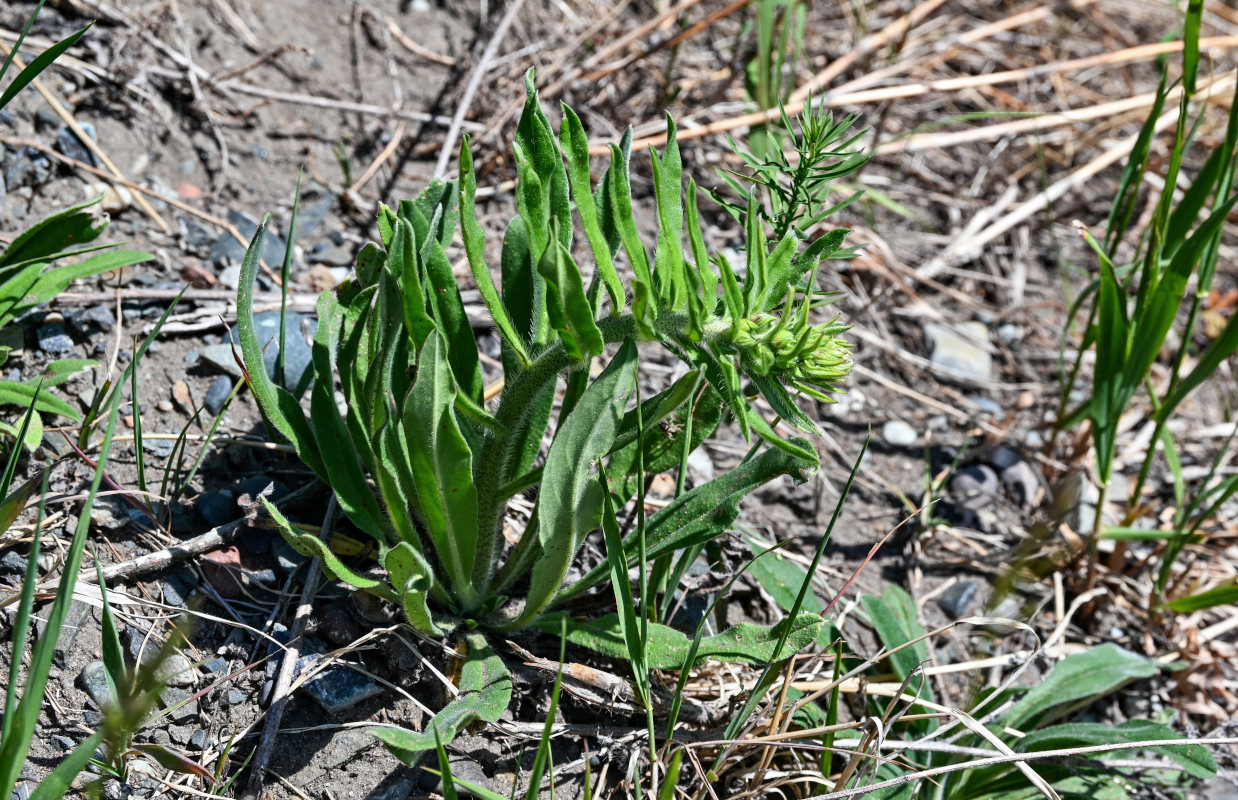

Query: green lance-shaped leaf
left=741, top=194, right=768, bottom=314
left=399, top=192, right=483, bottom=402
left=237, top=216, right=325, bottom=475
left=0, top=380, right=79, bottom=422
left=607, top=139, right=657, bottom=338
left=459, top=136, right=530, bottom=366
left=511, top=341, right=638, bottom=628
left=683, top=178, right=716, bottom=340
left=372, top=633, right=512, bottom=758
left=566, top=442, right=816, bottom=598
left=560, top=105, right=625, bottom=314
left=514, top=69, right=571, bottom=267
left=537, top=222, right=604, bottom=361
left=1005, top=644, right=1158, bottom=730
left=0, top=196, right=107, bottom=272
left=264, top=498, right=399, bottom=603
left=385, top=542, right=446, bottom=636
left=500, top=215, right=545, bottom=350
left=387, top=218, right=436, bottom=353
left=538, top=613, right=824, bottom=670
left=650, top=114, right=687, bottom=309
left=404, top=332, right=481, bottom=609
left=956, top=719, right=1216, bottom=796
left=862, top=585, right=935, bottom=705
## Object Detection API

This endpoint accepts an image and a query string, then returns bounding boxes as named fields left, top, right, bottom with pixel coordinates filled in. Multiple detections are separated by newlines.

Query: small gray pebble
left=881, top=420, right=917, bottom=448
left=225, top=688, right=244, bottom=705
left=949, top=464, right=999, bottom=500
left=937, top=581, right=979, bottom=619
left=203, top=375, right=233, bottom=415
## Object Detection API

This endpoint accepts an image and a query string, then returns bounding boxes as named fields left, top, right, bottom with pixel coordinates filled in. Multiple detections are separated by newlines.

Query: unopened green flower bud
left=733, top=312, right=852, bottom=399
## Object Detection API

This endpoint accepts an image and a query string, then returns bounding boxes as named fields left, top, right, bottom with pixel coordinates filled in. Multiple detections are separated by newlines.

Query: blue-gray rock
left=55, top=123, right=100, bottom=167
left=37, top=323, right=74, bottom=355
left=229, top=311, right=316, bottom=390
left=55, top=600, right=93, bottom=665
left=881, top=420, right=917, bottom=448
left=80, top=660, right=112, bottom=709
left=0, top=549, right=27, bottom=576
left=224, top=211, right=289, bottom=267
left=141, top=438, right=174, bottom=458
left=986, top=444, right=1022, bottom=471
left=937, top=580, right=979, bottom=619
left=308, top=240, right=354, bottom=266
left=34, top=110, right=58, bottom=132
left=11, top=782, right=32, bottom=800
left=203, top=657, right=227, bottom=675
left=160, top=687, right=198, bottom=723
left=967, top=395, right=1004, bottom=419
left=5, top=148, right=52, bottom=189
left=162, top=567, right=197, bottom=608
left=950, top=464, right=999, bottom=500
left=189, top=729, right=209, bottom=749
left=1001, top=460, right=1041, bottom=509
left=297, top=654, right=383, bottom=714
left=68, top=305, right=116, bottom=333
left=169, top=725, right=194, bottom=746
left=154, top=653, right=197, bottom=688
left=195, top=490, right=234, bottom=528
left=225, top=688, right=244, bottom=705
left=203, top=375, right=233, bottom=415
left=272, top=538, right=307, bottom=575
left=925, top=321, right=993, bottom=384
left=198, top=343, right=243, bottom=379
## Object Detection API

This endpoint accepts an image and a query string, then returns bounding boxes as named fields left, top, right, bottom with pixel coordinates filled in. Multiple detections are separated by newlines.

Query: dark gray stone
left=308, top=241, right=354, bottom=266
left=80, top=660, right=112, bottom=709
left=203, top=375, right=232, bottom=415
left=986, top=444, right=1022, bottom=471
left=36, top=323, right=74, bottom=355
left=141, top=438, right=174, bottom=458
left=5, top=148, right=52, bottom=189
left=189, top=729, right=209, bottom=749
left=55, top=123, right=100, bottom=167
left=0, top=549, right=27, bottom=576
left=169, top=725, right=194, bottom=746
left=161, top=567, right=196, bottom=608
left=272, top=538, right=306, bottom=575
left=297, top=654, right=383, bottom=714
left=1001, top=460, right=1041, bottom=509
left=937, top=580, right=979, bottom=619
left=202, top=657, right=227, bottom=675
left=949, top=464, right=999, bottom=502
left=198, top=344, right=243, bottom=379
left=55, top=600, right=93, bottom=665
left=71, top=305, right=116, bottom=333
left=195, top=491, right=234, bottom=528
left=229, top=311, right=317, bottom=390
left=160, top=687, right=198, bottom=723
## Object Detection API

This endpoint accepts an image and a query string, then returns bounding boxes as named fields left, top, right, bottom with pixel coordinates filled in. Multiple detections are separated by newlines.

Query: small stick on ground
left=433, top=0, right=528, bottom=179
left=242, top=495, right=338, bottom=800
left=78, top=482, right=320, bottom=586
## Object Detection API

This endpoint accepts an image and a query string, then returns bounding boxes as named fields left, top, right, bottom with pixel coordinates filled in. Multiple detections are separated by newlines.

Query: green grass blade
left=0, top=362, right=125, bottom=796
left=2, top=473, right=46, bottom=746
left=237, top=216, right=325, bottom=474
left=0, top=22, right=90, bottom=110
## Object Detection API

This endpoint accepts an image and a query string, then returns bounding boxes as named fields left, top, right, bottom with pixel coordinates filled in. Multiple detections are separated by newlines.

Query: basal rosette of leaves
left=237, top=71, right=857, bottom=755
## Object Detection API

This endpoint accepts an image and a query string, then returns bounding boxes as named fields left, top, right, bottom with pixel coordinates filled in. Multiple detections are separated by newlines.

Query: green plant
left=239, top=71, right=859, bottom=753
left=0, top=2, right=152, bottom=452
left=835, top=594, right=1216, bottom=799
left=1056, top=3, right=1238, bottom=603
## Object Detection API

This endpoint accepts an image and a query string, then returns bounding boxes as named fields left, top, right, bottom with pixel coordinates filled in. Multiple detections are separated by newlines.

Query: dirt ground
left=1, top=0, right=1237, bottom=798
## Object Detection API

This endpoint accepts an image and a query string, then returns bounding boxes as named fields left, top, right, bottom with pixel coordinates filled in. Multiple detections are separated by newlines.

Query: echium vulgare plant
left=238, top=71, right=859, bottom=753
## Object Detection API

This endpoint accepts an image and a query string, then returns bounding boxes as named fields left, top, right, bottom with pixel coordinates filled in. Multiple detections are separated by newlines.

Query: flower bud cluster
left=733, top=312, right=852, bottom=400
